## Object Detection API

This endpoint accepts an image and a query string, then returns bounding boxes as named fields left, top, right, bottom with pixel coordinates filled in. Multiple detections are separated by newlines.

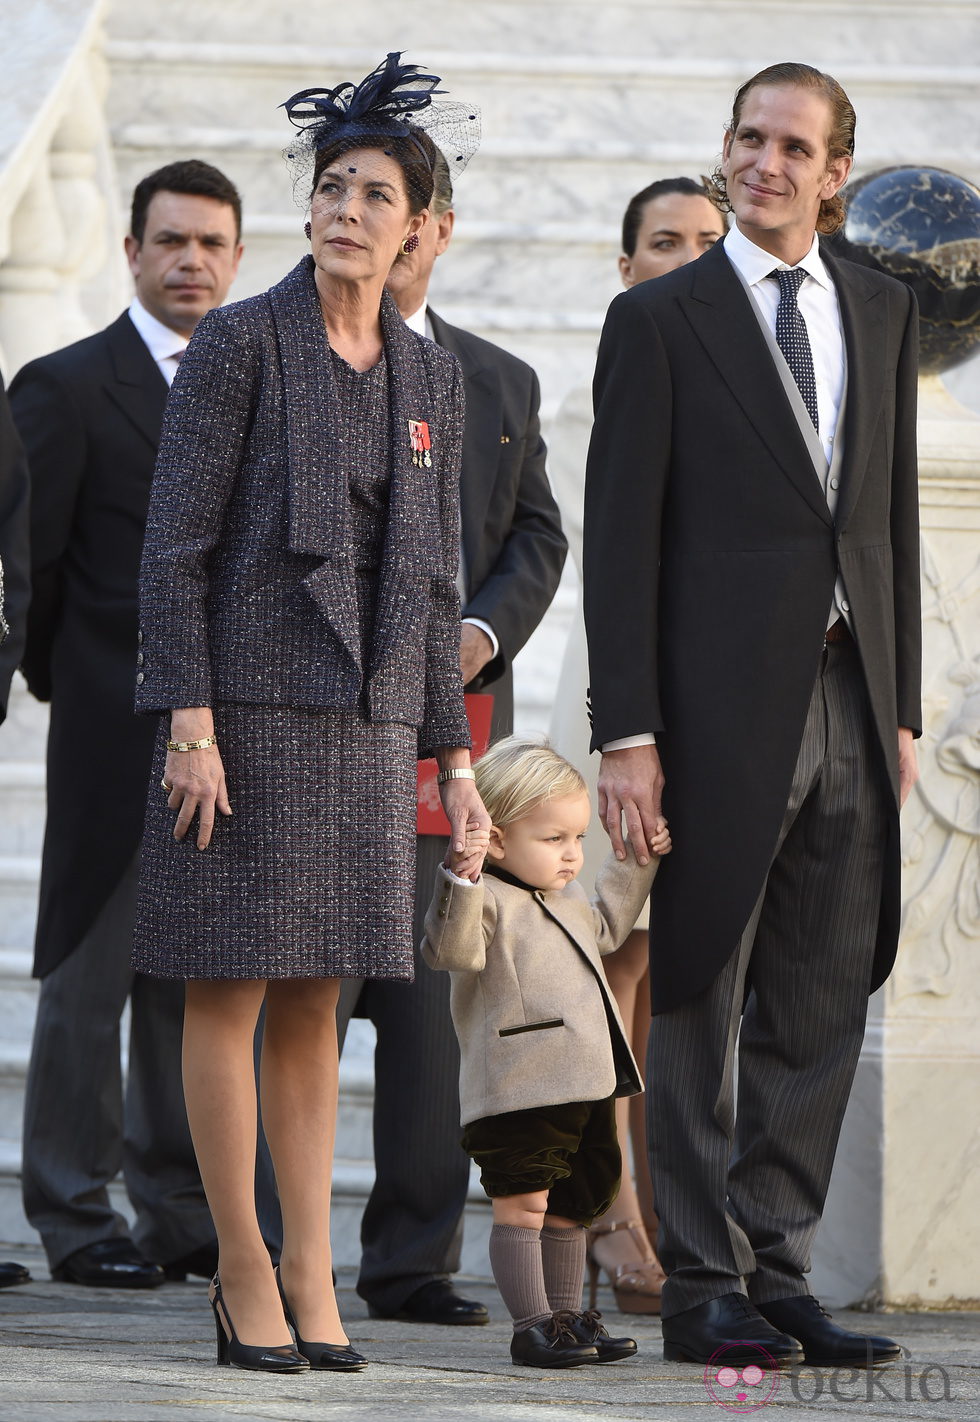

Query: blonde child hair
left=474, top=736, right=587, bottom=829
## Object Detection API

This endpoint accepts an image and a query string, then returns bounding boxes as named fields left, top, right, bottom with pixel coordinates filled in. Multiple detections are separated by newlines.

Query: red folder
left=417, top=693, right=494, bottom=835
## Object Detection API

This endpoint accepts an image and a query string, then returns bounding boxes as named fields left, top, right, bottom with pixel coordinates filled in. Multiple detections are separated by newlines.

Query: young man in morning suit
left=584, top=64, right=919, bottom=1367
left=10, top=161, right=279, bottom=1287
left=336, top=152, right=567, bottom=1325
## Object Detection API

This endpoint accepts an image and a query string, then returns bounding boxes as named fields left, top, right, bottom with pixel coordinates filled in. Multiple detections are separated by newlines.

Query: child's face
left=488, top=791, right=591, bottom=892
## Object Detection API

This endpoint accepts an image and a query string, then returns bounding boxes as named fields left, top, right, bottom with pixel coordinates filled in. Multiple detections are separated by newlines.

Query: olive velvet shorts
left=461, top=1095, right=621, bottom=1226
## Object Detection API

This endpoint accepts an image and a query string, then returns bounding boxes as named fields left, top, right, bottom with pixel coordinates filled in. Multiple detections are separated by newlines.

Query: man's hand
left=597, top=743, right=666, bottom=865
left=459, top=622, right=494, bottom=687
left=898, top=726, right=919, bottom=808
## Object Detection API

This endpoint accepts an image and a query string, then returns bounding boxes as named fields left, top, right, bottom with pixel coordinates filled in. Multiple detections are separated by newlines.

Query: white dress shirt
left=127, top=298, right=188, bottom=386
left=723, top=224, right=845, bottom=469
left=403, top=301, right=499, bottom=663
left=603, top=225, right=848, bottom=754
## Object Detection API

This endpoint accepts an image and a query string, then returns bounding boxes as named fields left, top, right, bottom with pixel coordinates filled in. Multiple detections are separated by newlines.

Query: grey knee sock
left=488, top=1224, right=552, bottom=1332
left=541, top=1224, right=586, bottom=1313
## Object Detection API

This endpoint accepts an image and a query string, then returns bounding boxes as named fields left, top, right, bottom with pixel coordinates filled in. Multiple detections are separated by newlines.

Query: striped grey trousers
left=647, top=635, right=889, bottom=1318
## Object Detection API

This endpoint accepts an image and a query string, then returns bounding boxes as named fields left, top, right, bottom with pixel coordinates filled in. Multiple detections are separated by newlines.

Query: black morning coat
left=10, top=315, right=166, bottom=978
left=426, top=309, right=567, bottom=741
left=583, top=238, right=921, bottom=1015
left=0, top=376, right=30, bottom=719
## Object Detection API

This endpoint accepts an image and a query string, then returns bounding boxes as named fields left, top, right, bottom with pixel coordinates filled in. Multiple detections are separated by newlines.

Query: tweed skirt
left=132, top=703, right=418, bottom=981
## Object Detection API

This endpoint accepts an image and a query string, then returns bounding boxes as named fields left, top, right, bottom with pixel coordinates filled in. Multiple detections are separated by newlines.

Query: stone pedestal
left=812, top=374, right=980, bottom=1309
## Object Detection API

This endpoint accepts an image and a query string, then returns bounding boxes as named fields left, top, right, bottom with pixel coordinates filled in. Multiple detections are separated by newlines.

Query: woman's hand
left=162, top=709, right=232, bottom=849
left=438, top=774, right=491, bottom=883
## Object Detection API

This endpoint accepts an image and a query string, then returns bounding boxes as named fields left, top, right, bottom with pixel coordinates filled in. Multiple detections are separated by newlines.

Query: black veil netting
left=281, top=51, right=481, bottom=207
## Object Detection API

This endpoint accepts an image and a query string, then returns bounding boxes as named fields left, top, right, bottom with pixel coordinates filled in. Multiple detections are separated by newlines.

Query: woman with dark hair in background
left=133, top=55, right=487, bottom=1373
left=549, top=178, right=726, bottom=1314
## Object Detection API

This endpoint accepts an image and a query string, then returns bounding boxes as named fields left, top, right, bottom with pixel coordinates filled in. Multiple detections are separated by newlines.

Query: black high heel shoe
left=275, top=1266, right=367, bottom=1371
left=209, top=1273, right=309, bottom=1372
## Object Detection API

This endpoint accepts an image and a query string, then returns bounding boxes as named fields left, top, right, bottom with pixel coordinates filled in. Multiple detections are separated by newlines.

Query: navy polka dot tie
left=771, top=267, right=818, bottom=434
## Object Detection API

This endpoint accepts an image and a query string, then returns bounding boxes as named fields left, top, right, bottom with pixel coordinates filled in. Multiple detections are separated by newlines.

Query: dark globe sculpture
left=829, top=166, right=980, bottom=375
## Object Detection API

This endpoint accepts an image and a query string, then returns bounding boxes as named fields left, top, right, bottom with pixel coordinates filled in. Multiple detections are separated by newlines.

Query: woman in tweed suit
left=132, top=56, right=488, bottom=1372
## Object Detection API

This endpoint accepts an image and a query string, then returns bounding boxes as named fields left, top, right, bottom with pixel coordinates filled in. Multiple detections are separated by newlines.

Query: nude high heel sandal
left=586, top=1219, right=666, bottom=1315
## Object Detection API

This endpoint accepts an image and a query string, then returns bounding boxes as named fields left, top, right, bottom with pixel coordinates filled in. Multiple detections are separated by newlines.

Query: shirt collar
left=724, top=224, right=832, bottom=292
left=403, top=302, right=428, bottom=338
left=483, top=863, right=538, bottom=894
left=127, top=296, right=189, bottom=362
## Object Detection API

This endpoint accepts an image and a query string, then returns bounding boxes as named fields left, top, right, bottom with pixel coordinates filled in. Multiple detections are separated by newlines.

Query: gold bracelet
left=437, top=767, right=476, bottom=785
left=167, top=735, right=217, bottom=753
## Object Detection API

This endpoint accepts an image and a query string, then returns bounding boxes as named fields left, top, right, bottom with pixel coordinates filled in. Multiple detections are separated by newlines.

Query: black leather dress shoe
left=556, top=1309, right=637, bottom=1363
left=510, top=1317, right=598, bottom=1368
left=368, top=1278, right=489, bottom=1325
left=0, top=1262, right=30, bottom=1288
left=161, top=1243, right=220, bottom=1282
left=51, top=1239, right=165, bottom=1288
left=756, top=1295, right=902, bottom=1368
left=662, top=1293, right=804, bottom=1365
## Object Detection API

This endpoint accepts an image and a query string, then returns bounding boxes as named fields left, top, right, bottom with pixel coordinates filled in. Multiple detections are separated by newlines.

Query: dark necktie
left=770, top=267, right=818, bottom=434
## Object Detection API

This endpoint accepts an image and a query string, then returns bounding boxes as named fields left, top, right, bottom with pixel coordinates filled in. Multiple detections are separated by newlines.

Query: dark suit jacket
left=0, top=376, right=30, bottom=720
left=584, top=239, right=921, bottom=1014
left=427, top=310, right=566, bottom=739
left=10, top=314, right=166, bottom=977
left=137, top=258, right=470, bottom=760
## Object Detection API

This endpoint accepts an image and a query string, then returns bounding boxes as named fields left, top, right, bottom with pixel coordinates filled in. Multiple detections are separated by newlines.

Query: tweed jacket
left=422, top=852, right=656, bottom=1126
left=136, top=257, right=470, bottom=757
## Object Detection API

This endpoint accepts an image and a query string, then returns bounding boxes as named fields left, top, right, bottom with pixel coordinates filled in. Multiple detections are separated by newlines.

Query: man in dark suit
left=0, top=377, right=30, bottom=726
left=336, top=152, right=567, bottom=1324
left=584, top=64, right=920, bottom=1367
left=10, top=161, right=254, bottom=1286
left=0, top=378, right=33, bottom=1291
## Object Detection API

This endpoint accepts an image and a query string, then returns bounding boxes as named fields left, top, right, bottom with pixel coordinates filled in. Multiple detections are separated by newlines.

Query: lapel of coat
left=427, top=309, right=501, bottom=592
left=821, top=246, right=889, bottom=532
left=269, top=258, right=362, bottom=672
left=533, top=888, right=605, bottom=976
left=369, top=289, right=440, bottom=674
left=682, top=243, right=833, bottom=527
left=104, top=313, right=168, bottom=451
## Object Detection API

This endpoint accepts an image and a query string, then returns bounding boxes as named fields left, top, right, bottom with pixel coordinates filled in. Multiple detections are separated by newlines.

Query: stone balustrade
left=0, top=0, right=127, bottom=379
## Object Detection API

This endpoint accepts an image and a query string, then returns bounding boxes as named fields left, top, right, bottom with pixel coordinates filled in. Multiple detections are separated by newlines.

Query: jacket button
left=437, top=908, right=446, bottom=918
left=136, top=652, right=144, bottom=666
left=137, top=630, right=143, bottom=644
left=136, top=671, right=145, bottom=684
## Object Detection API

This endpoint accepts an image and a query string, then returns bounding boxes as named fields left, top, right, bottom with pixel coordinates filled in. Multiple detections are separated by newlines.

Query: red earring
left=401, top=233, right=419, bottom=255
left=304, top=221, right=312, bottom=241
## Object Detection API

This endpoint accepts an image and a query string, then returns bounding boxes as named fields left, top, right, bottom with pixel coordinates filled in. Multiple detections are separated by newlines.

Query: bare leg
left=263, top=977, right=346, bottom=1345
left=183, top=979, right=291, bottom=1347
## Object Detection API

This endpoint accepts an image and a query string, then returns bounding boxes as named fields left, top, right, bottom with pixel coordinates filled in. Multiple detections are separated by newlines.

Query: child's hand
left=649, top=816, right=672, bottom=856
left=447, top=818, right=491, bottom=882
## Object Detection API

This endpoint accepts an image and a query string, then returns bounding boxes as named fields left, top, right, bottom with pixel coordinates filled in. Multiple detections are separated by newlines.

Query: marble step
left=0, top=858, right=40, bottom=955
left=108, top=49, right=980, bottom=156
left=0, top=764, right=46, bottom=859
left=0, top=679, right=48, bottom=765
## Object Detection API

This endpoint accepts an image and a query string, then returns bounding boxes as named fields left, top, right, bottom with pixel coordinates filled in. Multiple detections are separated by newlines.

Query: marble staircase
left=1, top=0, right=978, bottom=1296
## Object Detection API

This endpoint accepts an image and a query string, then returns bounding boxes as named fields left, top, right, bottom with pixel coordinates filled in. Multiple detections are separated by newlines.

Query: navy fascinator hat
left=281, top=52, right=480, bottom=202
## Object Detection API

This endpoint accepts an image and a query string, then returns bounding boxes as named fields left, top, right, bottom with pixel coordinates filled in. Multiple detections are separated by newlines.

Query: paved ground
left=0, top=1244, right=976, bottom=1422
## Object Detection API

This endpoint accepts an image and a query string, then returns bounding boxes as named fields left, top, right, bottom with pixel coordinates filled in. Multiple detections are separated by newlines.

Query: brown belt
left=824, top=617, right=849, bottom=644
